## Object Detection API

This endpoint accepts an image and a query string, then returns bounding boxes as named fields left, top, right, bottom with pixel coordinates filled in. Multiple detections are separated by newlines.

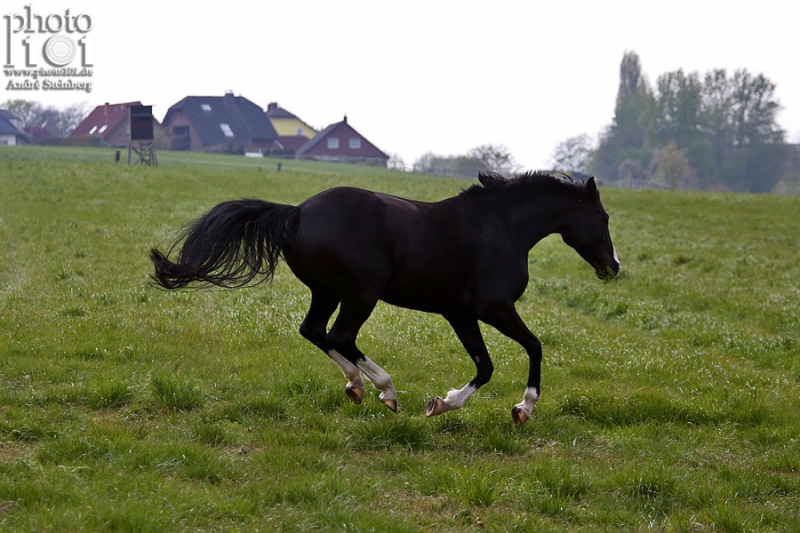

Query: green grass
left=1, top=145, right=799, bottom=531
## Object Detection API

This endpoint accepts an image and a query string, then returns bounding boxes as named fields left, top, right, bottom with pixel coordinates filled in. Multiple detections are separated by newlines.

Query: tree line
left=411, top=144, right=519, bottom=177
left=1, top=99, right=90, bottom=139
left=551, top=52, right=798, bottom=193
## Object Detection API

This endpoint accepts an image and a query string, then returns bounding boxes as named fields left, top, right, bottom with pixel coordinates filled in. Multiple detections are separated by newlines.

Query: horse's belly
left=380, top=274, right=468, bottom=314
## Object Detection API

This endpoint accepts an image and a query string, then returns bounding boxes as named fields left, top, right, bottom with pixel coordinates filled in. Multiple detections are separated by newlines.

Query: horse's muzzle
left=596, top=264, right=619, bottom=281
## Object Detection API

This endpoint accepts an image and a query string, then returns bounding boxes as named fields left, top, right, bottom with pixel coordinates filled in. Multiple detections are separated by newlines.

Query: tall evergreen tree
left=592, top=51, right=654, bottom=180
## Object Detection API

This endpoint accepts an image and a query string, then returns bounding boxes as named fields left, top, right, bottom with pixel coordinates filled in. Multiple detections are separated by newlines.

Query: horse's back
left=293, top=187, right=434, bottom=262
left=286, top=187, right=472, bottom=308
left=296, top=186, right=411, bottom=242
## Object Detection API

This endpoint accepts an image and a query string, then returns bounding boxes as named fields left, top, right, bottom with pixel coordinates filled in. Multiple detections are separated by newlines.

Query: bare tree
left=54, top=101, right=91, bottom=137
left=413, top=145, right=520, bottom=178
left=550, top=134, right=594, bottom=173
left=466, top=144, right=519, bottom=174
left=0, top=99, right=90, bottom=137
left=1, top=99, right=44, bottom=127
left=387, top=153, right=407, bottom=171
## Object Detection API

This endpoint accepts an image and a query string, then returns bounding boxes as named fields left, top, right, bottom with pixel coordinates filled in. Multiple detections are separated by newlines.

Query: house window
left=349, top=137, right=361, bottom=149
left=0, top=139, right=8, bottom=145
left=201, top=104, right=212, bottom=112
left=327, top=137, right=339, bottom=149
left=296, top=128, right=304, bottom=136
left=220, top=123, right=234, bottom=137
left=174, top=126, right=189, bottom=137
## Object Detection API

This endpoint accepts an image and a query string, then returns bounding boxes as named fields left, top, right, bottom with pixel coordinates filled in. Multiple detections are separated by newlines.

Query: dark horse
left=151, top=171, right=619, bottom=426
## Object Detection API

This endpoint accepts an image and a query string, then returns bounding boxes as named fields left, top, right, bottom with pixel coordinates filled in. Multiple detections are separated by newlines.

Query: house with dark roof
left=296, top=116, right=389, bottom=166
left=162, top=93, right=279, bottom=152
left=0, top=110, right=31, bottom=145
left=69, top=102, right=142, bottom=146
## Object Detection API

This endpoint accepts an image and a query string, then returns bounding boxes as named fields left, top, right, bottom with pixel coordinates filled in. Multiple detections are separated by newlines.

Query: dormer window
left=220, top=123, right=234, bottom=137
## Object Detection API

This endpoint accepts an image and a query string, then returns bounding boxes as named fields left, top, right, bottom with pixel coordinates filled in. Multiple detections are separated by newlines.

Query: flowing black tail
left=150, top=199, right=299, bottom=290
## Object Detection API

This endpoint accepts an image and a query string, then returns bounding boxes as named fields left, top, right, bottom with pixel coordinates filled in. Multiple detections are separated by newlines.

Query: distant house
left=162, top=93, right=279, bottom=152
left=296, top=116, right=389, bottom=166
left=266, top=102, right=318, bottom=155
left=274, top=135, right=313, bottom=152
left=70, top=102, right=142, bottom=146
left=0, top=110, right=31, bottom=145
left=24, top=126, right=53, bottom=144
left=265, top=102, right=317, bottom=139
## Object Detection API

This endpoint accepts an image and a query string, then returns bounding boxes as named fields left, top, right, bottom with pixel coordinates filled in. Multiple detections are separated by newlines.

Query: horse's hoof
left=381, top=398, right=398, bottom=412
left=511, top=406, right=529, bottom=427
left=425, top=397, right=446, bottom=417
left=345, top=383, right=364, bottom=405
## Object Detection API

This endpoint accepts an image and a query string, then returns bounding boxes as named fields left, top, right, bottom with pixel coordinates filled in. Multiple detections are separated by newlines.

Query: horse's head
left=559, top=177, right=620, bottom=281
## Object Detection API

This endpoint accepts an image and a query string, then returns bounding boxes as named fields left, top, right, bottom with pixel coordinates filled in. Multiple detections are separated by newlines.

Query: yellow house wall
left=270, top=117, right=317, bottom=138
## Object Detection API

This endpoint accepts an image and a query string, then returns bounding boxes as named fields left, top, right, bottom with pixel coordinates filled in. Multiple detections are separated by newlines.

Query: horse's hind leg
left=299, top=289, right=339, bottom=348
left=299, top=290, right=367, bottom=405
left=426, top=315, right=493, bottom=417
left=325, top=298, right=398, bottom=412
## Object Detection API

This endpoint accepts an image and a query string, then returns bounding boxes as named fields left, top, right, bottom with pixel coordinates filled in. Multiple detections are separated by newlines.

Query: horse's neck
left=482, top=191, right=581, bottom=251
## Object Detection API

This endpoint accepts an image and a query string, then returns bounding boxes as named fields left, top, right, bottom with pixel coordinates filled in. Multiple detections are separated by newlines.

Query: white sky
left=4, top=0, right=800, bottom=170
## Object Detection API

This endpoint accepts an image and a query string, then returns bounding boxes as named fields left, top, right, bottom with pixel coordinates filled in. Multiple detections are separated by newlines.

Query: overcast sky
left=4, top=0, right=800, bottom=170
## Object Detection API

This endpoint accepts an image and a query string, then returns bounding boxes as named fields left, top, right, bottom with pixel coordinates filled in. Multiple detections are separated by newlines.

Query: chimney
left=267, top=102, right=278, bottom=112
left=104, top=102, right=109, bottom=115
left=343, top=114, right=347, bottom=124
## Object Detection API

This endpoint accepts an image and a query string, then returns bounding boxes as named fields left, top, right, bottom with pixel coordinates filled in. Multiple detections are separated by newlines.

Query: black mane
left=461, top=170, right=586, bottom=196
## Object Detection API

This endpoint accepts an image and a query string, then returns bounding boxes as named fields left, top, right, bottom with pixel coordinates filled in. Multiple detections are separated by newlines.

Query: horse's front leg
left=426, top=316, right=493, bottom=417
left=480, top=305, right=542, bottom=427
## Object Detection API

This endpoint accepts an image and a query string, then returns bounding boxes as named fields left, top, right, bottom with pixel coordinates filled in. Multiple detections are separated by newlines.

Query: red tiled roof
left=69, top=101, right=141, bottom=139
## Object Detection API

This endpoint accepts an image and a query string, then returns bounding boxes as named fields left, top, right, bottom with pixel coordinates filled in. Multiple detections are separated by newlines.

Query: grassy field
left=1, top=146, right=799, bottom=532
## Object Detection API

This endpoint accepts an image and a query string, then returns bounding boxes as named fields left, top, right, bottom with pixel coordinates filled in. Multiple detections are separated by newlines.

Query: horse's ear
left=586, top=176, right=599, bottom=198
left=478, top=171, right=506, bottom=189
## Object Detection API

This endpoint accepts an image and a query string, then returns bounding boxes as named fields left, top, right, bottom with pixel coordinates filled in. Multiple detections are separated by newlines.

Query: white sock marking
left=442, top=383, right=478, bottom=411
left=356, top=357, right=397, bottom=401
left=513, top=386, right=540, bottom=419
left=328, top=350, right=363, bottom=387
